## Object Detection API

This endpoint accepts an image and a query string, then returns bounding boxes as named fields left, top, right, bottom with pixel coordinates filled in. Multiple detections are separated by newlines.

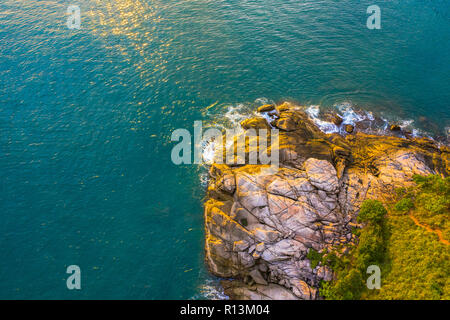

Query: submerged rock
left=325, top=112, right=343, bottom=126
left=344, top=124, right=354, bottom=133
left=204, top=102, right=449, bottom=300
left=258, top=104, right=276, bottom=113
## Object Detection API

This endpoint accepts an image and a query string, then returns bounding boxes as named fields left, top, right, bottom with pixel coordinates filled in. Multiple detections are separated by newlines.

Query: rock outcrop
left=204, top=102, right=449, bottom=300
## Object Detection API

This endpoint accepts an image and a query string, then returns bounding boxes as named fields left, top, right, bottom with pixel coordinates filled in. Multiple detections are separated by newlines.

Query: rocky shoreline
left=203, top=102, right=449, bottom=300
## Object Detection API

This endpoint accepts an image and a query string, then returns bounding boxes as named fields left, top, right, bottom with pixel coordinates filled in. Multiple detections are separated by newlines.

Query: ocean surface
left=0, top=0, right=449, bottom=299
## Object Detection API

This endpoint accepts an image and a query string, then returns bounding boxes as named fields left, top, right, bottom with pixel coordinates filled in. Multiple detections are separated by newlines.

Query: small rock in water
left=355, top=120, right=371, bottom=131
left=331, top=114, right=343, bottom=126
left=257, top=104, right=276, bottom=113
left=324, top=112, right=343, bottom=126
left=240, top=117, right=270, bottom=130
left=390, top=124, right=401, bottom=132
left=276, top=102, right=291, bottom=112
left=404, top=130, right=413, bottom=139
left=418, top=116, right=428, bottom=124
left=344, top=124, right=354, bottom=133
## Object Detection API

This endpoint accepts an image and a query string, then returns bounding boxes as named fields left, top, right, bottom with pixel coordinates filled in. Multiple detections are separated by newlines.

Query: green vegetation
left=393, top=197, right=413, bottom=214
left=306, top=248, right=323, bottom=269
left=320, top=199, right=387, bottom=300
left=357, top=199, right=387, bottom=224
left=319, top=175, right=450, bottom=300
left=392, top=175, right=449, bottom=242
left=369, top=174, right=450, bottom=299
left=409, top=175, right=450, bottom=240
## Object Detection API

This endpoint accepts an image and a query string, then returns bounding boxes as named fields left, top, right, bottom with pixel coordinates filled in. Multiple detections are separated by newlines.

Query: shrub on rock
left=358, top=199, right=387, bottom=224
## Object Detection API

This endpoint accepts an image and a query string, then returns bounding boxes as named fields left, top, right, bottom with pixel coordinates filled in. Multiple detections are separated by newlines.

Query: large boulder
left=304, top=158, right=339, bottom=193
left=240, top=117, right=270, bottom=130
left=257, top=104, right=276, bottom=113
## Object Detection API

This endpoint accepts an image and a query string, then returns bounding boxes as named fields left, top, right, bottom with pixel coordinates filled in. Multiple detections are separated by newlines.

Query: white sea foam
left=201, top=139, right=217, bottom=165
left=254, top=97, right=271, bottom=105
left=336, top=102, right=365, bottom=125
left=305, top=105, right=339, bottom=134
left=191, top=279, right=229, bottom=300
left=200, top=100, right=275, bottom=167
left=259, top=111, right=277, bottom=127
left=199, top=172, right=209, bottom=188
left=201, top=101, right=435, bottom=183
left=305, top=102, right=431, bottom=140
left=366, top=111, right=375, bottom=121
left=223, top=104, right=250, bottom=129
left=199, top=103, right=251, bottom=185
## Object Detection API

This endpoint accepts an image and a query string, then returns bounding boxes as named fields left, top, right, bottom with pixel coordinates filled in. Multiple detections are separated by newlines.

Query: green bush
left=322, top=251, right=346, bottom=270
left=355, top=224, right=385, bottom=272
left=321, top=269, right=365, bottom=300
left=411, top=174, right=449, bottom=231
left=307, top=249, right=323, bottom=269
left=358, top=199, right=387, bottom=224
left=394, top=197, right=414, bottom=214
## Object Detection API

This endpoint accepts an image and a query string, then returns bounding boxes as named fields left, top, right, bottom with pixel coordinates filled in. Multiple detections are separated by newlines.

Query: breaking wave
left=199, top=98, right=442, bottom=176
left=305, top=102, right=428, bottom=138
left=191, top=279, right=229, bottom=300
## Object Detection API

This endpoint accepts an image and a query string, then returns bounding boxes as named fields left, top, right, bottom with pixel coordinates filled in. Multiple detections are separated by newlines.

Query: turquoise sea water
left=0, top=0, right=449, bottom=299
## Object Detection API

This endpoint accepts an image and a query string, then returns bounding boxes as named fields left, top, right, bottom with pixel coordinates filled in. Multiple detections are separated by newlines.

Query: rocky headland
left=203, top=102, right=449, bottom=300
